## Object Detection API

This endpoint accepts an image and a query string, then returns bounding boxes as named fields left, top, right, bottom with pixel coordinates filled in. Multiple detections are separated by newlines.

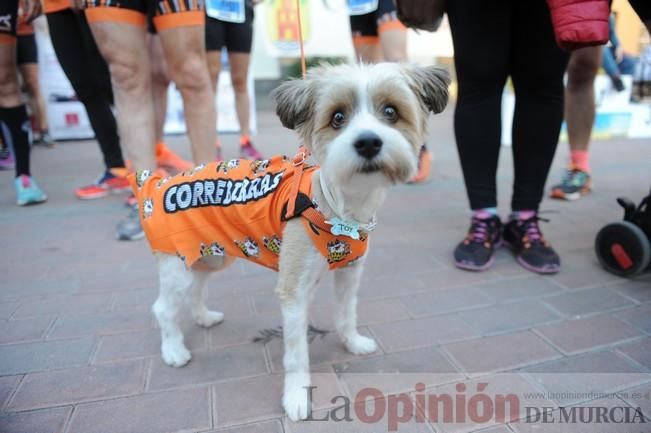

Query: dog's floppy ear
left=403, top=65, right=450, bottom=114
left=271, top=77, right=315, bottom=130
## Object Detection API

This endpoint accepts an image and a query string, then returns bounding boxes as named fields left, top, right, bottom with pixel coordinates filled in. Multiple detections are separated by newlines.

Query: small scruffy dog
left=132, top=63, right=449, bottom=421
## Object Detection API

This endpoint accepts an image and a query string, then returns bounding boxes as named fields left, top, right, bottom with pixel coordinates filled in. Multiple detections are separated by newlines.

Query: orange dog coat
left=129, top=155, right=369, bottom=271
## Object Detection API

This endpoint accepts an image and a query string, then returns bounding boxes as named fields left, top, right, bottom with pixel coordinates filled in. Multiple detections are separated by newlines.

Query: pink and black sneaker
left=454, top=214, right=503, bottom=271
left=503, top=214, right=560, bottom=274
left=239, top=135, right=263, bottom=160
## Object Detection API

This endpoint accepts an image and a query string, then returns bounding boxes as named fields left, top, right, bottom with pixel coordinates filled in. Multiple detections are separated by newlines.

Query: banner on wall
left=35, top=19, right=251, bottom=141
left=501, top=75, right=651, bottom=146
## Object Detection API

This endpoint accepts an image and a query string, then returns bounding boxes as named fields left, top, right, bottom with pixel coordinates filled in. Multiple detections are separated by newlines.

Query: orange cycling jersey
left=129, top=155, right=369, bottom=271
left=44, top=0, right=71, bottom=14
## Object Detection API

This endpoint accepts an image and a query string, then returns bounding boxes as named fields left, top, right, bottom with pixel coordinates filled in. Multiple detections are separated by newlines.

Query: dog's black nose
left=354, top=133, right=383, bottom=159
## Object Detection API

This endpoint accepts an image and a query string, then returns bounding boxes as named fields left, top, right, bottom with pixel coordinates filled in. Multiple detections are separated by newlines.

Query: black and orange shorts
left=349, top=0, right=405, bottom=45
left=84, top=0, right=205, bottom=31
left=0, top=0, right=19, bottom=45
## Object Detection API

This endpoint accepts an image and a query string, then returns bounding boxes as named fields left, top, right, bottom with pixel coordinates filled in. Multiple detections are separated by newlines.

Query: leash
left=284, top=0, right=308, bottom=220
left=283, top=1, right=374, bottom=238
left=296, top=0, right=307, bottom=79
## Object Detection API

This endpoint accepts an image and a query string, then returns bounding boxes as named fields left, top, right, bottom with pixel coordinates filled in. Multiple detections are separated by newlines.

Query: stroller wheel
left=595, top=221, right=651, bottom=277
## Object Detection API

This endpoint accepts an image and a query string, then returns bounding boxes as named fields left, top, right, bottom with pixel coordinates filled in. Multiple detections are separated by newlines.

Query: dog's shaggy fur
left=150, top=63, right=449, bottom=421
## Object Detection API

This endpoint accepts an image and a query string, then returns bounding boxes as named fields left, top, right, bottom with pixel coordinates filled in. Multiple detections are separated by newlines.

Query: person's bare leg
left=565, top=46, right=601, bottom=154
left=88, top=21, right=156, bottom=171
left=206, top=50, right=221, bottom=93
left=353, top=39, right=382, bottom=63
left=228, top=52, right=251, bottom=137
left=0, top=44, right=21, bottom=107
left=158, top=25, right=216, bottom=165
left=19, top=63, right=47, bottom=133
left=379, top=28, right=407, bottom=62
left=149, top=34, right=169, bottom=145
left=550, top=46, right=600, bottom=200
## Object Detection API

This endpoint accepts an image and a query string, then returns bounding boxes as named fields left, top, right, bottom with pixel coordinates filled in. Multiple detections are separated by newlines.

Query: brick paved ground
left=1, top=105, right=650, bottom=433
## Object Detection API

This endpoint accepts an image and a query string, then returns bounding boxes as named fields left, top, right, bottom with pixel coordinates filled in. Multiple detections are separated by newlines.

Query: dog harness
left=128, top=154, right=369, bottom=270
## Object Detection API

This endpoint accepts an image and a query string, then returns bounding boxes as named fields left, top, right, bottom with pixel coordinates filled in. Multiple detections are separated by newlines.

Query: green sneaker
left=15, top=175, right=47, bottom=206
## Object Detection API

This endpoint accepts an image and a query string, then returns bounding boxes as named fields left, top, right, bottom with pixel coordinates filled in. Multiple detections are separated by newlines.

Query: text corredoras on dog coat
left=128, top=155, right=368, bottom=270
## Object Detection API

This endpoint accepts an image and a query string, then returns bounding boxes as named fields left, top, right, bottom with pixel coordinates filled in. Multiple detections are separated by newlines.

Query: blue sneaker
left=15, top=175, right=47, bottom=206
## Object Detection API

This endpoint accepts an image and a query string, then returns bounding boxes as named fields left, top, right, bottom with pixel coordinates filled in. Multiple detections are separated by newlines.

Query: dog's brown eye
left=330, top=111, right=345, bottom=129
left=383, top=105, right=398, bottom=123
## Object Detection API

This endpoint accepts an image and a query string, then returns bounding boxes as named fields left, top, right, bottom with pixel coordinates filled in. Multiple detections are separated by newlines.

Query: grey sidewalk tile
left=94, top=326, right=206, bottom=363
left=0, top=337, right=95, bottom=375
left=458, top=301, right=562, bottom=335
left=401, top=287, right=494, bottom=318
left=542, top=286, right=635, bottom=318
left=0, top=317, right=52, bottom=345
left=148, top=344, right=268, bottom=391
left=0, top=375, right=21, bottom=409
left=370, top=314, right=479, bottom=352
left=208, top=420, right=284, bottom=433
left=7, top=359, right=146, bottom=411
left=615, top=304, right=651, bottom=334
left=47, top=310, right=153, bottom=339
left=442, top=332, right=561, bottom=375
left=534, top=315, right=642, bottom=355
left=616, top=337, right=651, bottom=370
left=0, top=406, right=71, bottom=433
left=68, top=387, right=211, bottom=433
left=522, top=350, right=648, bottom=406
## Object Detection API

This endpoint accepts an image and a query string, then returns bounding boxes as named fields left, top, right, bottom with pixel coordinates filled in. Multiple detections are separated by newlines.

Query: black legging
left=447, top=0, right=569, bottom=211
left=46, top=8, right=125, bottom=169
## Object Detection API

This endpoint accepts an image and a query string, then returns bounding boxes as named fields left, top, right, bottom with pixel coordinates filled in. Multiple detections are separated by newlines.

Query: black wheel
left=595, top=221, right=651, bottom=277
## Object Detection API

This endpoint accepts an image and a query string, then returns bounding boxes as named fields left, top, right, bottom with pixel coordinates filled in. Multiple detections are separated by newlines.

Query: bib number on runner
left=206, top=0, right=246, bottom=23
left=347, top=0, right=378, bottom=15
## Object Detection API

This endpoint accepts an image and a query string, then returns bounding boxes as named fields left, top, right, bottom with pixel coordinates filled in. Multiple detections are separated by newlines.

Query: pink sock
left=570, top=150, right=590, bottom=173
left=511, top=210, right=536, bottom=221
left=473, top=208, right=497, bottom=219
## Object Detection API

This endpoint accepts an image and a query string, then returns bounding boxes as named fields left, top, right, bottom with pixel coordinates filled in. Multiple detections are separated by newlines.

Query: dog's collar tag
left=326, top=217, right=361, bottom=240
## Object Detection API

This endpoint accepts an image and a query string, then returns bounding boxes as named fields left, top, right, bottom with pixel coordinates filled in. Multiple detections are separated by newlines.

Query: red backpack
left=547, top=0, right=610, bottom=50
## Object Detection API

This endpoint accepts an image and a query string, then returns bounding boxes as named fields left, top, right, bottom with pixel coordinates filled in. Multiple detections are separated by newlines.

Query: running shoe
left=156, top=142, right=192, bottom=172
left=240, top=136, right=263, bottom=160
left=0, top=147, right=15, bottom=170
left=408, top=144, right=432, bottom=184
left=116, top=203, right=144, bottom=241
left=454, top=214, right=502, bottom=271
left=75, top=169, right=131, bottom=200
left=503, top=215, right=560, bottom=274
left=125, top=194, right=137, bottom=208
left=216, top=139, right=223, bottom=162
left=550, top=166, right=591, bottom=201
left=15, top=175, right=47, bottom=206
left=33, top=130, right=55, bottom=148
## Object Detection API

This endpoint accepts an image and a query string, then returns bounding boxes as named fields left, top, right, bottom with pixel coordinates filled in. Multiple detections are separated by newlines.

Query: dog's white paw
left=345, top=334, right=378, bottom=355
left=283, top=386, right=312, bottom=422
left=194, top=309, right=224, bottom=328
left=161, top=342, right=192, bottom=367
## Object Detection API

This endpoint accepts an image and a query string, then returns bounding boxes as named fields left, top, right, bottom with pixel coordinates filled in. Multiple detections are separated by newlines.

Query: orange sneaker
left=408, top=144, right=432, bottom=184
left=75, top=168, right=131, bottom=200
left=155, top=142, right=192, bottom=173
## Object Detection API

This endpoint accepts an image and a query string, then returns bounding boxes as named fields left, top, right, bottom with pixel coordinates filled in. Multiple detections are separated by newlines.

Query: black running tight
left=447, top=0, right=569, bottom=211
left=46, top=8, right=125, bottom=169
